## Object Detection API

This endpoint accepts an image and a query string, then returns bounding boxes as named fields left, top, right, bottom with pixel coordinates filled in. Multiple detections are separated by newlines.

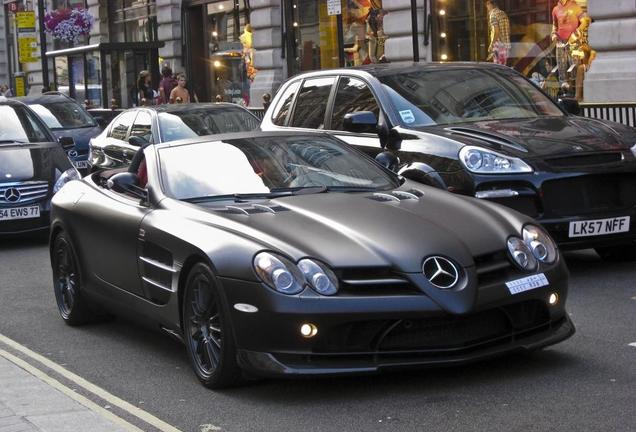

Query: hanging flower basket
left=44, top=8, right=94, bottom=44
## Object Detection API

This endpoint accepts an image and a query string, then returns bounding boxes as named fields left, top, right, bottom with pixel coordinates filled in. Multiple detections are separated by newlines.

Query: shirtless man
left=169, top=74, right=191, bottom=104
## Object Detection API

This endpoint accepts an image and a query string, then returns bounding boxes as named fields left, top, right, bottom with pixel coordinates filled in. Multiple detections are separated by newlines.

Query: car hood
left=0, top=144, right=72, bottom=183
left=52, top=126, right=101, bottom=151
left=415, top=116, right=636, bottom=159
left=195, top=183, right=526, bottom=273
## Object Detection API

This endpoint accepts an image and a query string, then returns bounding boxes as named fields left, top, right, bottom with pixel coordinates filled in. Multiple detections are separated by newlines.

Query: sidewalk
left=0, top=356, right=129, bottom=432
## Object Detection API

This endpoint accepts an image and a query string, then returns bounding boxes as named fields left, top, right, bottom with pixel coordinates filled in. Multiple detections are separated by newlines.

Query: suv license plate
left=0, top=205, right=40, bottom=221
left=568, top=216, right=630, bottom=238
left=73, top=160, right=88, bottom=169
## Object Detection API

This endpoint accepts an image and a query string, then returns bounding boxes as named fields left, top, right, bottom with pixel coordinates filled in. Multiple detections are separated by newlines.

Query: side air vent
left=217, top=204, right=289, bottom=215
left=445, top=127, right=527, bottom=153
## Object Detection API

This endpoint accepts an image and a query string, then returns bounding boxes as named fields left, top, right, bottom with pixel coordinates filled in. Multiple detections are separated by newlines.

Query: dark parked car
left=89, top=103, right=261, bottom=170
left=261, top=63, right=636, bottom=259
left=50, top=131, right=573, bottom=388
left=0, top=100, right=79, bottom=235
left=16, top=92, right=102, bottom=171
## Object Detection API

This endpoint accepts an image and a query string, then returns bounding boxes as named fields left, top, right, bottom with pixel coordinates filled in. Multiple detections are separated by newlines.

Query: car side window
left=108, top=111, right=137, bottom=141
left=129, top=111, right=153, bottom=144
left=272, top=81, right=300, bottom=126
left=331, top=77, right=380, bottom=131
left=290, top=77, right=335, bottom=129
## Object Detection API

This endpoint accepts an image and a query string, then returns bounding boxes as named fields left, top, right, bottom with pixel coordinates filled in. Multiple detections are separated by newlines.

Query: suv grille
left=0, top=181, right=49, bottom=205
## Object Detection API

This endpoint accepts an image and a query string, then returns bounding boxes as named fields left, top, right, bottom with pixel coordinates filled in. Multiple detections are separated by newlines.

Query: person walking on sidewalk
left=158, top=66, right=177, bottom=104
left=170, top=74, right=191, bottom=104
left=486, top=0, right=511, bottom=66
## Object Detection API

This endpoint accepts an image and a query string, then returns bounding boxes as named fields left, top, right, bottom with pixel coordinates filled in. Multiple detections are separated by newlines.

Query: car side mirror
left=375, top=151, right=400, bottom=172
left=343, top=111, right=378, bottom=134
left=58, top=136, right=75, bottom=151
left=558, top=97, right=581, bottom=116
left=107, top=172, right=147, bottom=201
left=128, top=136, right=148, bottom=147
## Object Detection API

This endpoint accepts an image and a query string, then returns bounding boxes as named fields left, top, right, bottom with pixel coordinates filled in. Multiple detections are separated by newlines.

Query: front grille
left=314, top=300, right=550, bottom=354
left=474, top=250, right=514, bottom=287
left=337, top=267, right=421, bottom=296
left=546, top=152, right=623, bottom=168
left=542, top=174, right=636, bottom=217
left=0, top=181, right=49, bottom=205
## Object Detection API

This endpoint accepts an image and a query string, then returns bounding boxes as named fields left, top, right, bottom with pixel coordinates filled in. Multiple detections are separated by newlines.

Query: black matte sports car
left=261, top=63, right=636, bottom=259
left=0, top=100, right=78, bottom=236
left=50, top=131, right=573, bottom=388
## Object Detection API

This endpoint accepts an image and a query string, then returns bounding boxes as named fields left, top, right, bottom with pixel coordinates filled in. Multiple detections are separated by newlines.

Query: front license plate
left=73, top=160, right=89, bottom=169
left=506, top=273, right=549, bottom=295
left=0, top=205, right=40, bottom=221
left=568, top=216, right=630, bottom=238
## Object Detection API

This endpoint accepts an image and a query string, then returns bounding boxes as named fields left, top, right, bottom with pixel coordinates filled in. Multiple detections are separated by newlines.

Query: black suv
left=261, top=63, right=636, bottom=259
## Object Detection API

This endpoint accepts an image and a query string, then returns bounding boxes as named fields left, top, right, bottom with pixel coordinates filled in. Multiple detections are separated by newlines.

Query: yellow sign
left=15, top=76, right=25, bottom=97
left=16, top=12, right=36, bottom=32
left=18, top=36, right=38, bottom=63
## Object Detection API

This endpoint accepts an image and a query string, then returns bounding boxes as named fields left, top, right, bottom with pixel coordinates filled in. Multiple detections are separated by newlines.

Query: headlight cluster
left=253, top=252, right=339, bottom=296
left=507, top=224, right=558, bottom=271
left=53, top=168, right=81, bottom=194
left=459, top=146, right=533, bottom=174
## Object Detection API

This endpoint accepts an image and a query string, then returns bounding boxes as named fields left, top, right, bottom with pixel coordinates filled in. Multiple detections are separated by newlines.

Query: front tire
left=596, top=245, right=636, bottom=262
left=51, top=231, right=93, bottom=325
left=183, top=263, right=242, bottom=389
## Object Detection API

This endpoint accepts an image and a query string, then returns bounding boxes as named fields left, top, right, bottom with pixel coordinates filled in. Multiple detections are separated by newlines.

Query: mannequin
left=366, top=8, right=388, bottom=63
left=344, top=36, right=363, bottom=66
left=551, top=0, right=591, bottom=84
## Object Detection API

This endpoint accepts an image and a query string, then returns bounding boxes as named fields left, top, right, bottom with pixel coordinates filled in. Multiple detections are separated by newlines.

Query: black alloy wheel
left=183, top=263, right=241, bottom=388
left=52, top=232, right=92, bottom=325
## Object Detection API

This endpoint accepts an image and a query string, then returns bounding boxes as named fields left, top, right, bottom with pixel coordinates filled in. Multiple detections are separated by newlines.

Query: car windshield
left=0, top=105, right=51, bottom=143
left=29, top=101, right=97, bottom=129
left=159, top=135, right=400, bottom=201
left=378, top=68, right=564, bottom=127
left=158, top=107, right=260, bottom=142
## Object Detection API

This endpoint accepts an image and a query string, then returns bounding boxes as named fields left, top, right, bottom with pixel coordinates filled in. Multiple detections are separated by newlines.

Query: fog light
left=300, top=323, right=318, bottom=338
left=549, top=293, right=559, bottom=306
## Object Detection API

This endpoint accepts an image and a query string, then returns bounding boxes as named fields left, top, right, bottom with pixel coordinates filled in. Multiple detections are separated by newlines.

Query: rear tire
left=596, top=245, right=636, bottom=262
left=51, top=231, right=94, bottom=325
left=183, top=263, right=242, bottom=389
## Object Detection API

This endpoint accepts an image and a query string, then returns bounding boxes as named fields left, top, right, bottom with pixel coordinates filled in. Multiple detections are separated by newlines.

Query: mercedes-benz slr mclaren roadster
left=49, top=131, right=574, bottom=388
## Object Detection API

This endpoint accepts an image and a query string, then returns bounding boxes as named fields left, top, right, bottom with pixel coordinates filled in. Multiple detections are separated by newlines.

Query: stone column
left=87, top=0, right=109, bottom=43
left=156, top=0, right=183, bottom=72
left=249, top=0, right=285, bottom=108
left=584, top=0, right=636, bottom=102
left=0, top=6, right=7, bottom=87
left=382, top=0, right=431, bottom=64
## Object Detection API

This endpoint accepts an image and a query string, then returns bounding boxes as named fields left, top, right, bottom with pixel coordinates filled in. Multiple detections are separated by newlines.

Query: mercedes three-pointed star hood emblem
left=422, top=256, right=460, bottom=289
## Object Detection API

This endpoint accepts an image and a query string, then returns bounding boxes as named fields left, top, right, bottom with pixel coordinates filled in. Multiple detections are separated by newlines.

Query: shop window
left=331, top=77, right=379, bottom=131
left=272, top=81, right=301, bottom=126
left=290, top=77, right=336, bottom=129
left=109, top=112, right=137, bottom=141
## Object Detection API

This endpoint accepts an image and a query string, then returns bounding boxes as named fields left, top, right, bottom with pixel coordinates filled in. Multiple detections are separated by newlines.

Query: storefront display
left=432, top=0, right=592, bottom=100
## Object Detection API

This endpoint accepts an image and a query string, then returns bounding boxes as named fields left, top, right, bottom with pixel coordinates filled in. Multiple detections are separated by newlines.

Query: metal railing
left=580, top=102, right=636, bottom=127
left=249, top=107, right=266, bottom=120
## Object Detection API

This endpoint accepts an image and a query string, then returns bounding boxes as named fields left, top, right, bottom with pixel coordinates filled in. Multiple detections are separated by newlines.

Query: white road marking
left=0, top=333, right=194, bottom=432
left=628, top=343, right=636, bottom=348
left=0, top=349, right=143, bottom=432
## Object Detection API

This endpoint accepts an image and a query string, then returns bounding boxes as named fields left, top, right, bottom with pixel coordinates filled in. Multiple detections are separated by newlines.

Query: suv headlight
left=459, top=146, right=532, bottom=174
left=53, top=168, right=81, bottom=194
left=523, top=224, right=558, bottom=264
left=298, top=259, right=339, bottom=295
left=253, top=252, right=305, bottom=295
left=507, top=237, right=538, bottom=271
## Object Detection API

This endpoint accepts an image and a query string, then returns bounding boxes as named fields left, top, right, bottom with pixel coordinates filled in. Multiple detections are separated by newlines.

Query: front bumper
left=219, top=262, right=572, bottom=377
left=0, top=209, right=50, bottom=235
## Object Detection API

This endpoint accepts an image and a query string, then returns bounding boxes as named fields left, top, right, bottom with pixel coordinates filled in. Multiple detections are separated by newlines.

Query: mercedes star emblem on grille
left=423, top=256, right=460, bottom=289
left=4, top=187, right=21, bottom=203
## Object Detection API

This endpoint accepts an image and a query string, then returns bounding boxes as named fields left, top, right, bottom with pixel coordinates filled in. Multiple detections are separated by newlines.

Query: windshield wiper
left=269, top=186, right=328, bottom=195
left=0, top=140, right=28, bottom=144
left=183, top=191, right=295, bottom=203
left=325, top=186, right=381, bottom=192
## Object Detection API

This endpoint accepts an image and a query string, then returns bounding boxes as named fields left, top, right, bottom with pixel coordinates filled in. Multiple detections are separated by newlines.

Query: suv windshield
left=379, top=68, right=564, bottom=127
left=0, top=104, right=51, bottom=143
left=159, top=135, right=399, bottom=200
left=158, top=107, right=260, bottom=142
left=29, top=101, right=97, bottom=129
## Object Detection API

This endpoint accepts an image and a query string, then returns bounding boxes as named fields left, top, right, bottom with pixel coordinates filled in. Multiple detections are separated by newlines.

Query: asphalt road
left=0, top=237, right=635, bottom=432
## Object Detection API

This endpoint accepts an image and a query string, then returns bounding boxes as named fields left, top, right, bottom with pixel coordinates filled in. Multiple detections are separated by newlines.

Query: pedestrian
left=169, top=73, right=191, bottom=104
left=159, top=66, right=177, bottom=104
left=135, top=70, right=154, bottom=106
left=262, top=93, right=272, bottom=110
left=0, top=84, right=13, bottom=97
left=486, top=0, right=511, bottom=66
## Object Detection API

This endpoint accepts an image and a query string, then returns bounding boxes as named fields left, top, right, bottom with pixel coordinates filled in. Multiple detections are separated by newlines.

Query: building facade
left=3, top=0, right=634, bottom=106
